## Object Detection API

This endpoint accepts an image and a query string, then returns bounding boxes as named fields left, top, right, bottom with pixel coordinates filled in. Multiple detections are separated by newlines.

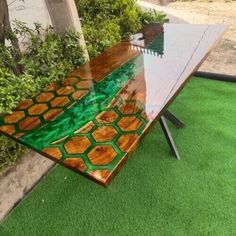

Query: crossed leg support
left=164, top=110, right=185, bottom=129
left=159, top=110, right=185, bottom=160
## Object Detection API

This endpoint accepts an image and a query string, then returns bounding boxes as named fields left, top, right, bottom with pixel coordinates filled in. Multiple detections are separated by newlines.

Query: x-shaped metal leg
left=159, top=110, right=184, bottom=160
left=164, top=110, right=185, bottom=129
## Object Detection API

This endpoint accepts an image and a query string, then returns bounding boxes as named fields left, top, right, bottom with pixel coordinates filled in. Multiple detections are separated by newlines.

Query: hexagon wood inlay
left=116, top=134, right=139, bottom=152
left=72, top=90, right=88, bottom=100
left=89, top=170, right=111, bottom=182
left=76, top=80, right=93, bottom=89
left=64, top=158, right=87, bottom=172
left=4, top=111, right=25, bottom=124
left=108, top=98, right=119, bottom=108
left=0, top=125, right=15, bottom=135
left=118, top=103, right=140, bottom=114
left=43, top=109, right=62, bottom=121
left=43, top=147, right=62, bottom=160
left=50, top=96, right=70, bottom=107
left=56, top=86, right=74, bottom=96
left=44, top=82, right=60, bottom=91
left=88, top=145, right=116, bottom=165
left=96, top=110, right=119, bottom=123
left=14, top=133, right=25, bottom=139
left=92, top=126, right=117, bottom=142
left=62, top=77, right=78, bottom=85
left=36, top=92, right=55, bottom=102
left=75, top=121, right=95, bottom=134
left=19, top=117, right=41, bottom=130
left=65, top=136, right=91, bottom=154
left=28, top=104, right=48, bottom=115
left=17, top=99, right=33, bottom=110
left=117, top=116, right=143, bottom=131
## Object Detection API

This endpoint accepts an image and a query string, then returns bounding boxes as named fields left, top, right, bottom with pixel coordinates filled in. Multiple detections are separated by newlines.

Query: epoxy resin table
left=0, top=23, right=225, bottom=186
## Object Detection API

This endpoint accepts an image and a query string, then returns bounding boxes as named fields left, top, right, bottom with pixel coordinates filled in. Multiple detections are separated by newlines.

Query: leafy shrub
left=0, top=135, right=27, bottom=172
left=17, top=22, right=85, bottom=81
left=76, top=0, right=167, bottom=57
left=0, top=21, right=85, bottom=114
left=76, top=0, right=142, bottom=34
left=140, top=9, right=168, bottom=25
left=0, top=68, right=35, bottom=114
left=82, top=20, right=121, bottom=58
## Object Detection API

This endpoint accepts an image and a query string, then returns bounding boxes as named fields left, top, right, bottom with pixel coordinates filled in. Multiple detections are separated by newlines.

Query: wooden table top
left=0, top=23, right=225, bottom=186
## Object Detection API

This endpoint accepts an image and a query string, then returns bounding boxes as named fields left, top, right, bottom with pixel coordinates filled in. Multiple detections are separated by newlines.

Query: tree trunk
left=0, top=0, right=8, bottom=43
left=0, top=0, right=22, bottom=75
left=45, top=0, right=89, bottom=60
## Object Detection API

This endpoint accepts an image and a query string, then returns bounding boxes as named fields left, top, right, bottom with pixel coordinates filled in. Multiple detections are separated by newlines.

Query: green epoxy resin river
left=20, top=55, right=145, bottom=151
left=20, top=30, right=165, bottom=152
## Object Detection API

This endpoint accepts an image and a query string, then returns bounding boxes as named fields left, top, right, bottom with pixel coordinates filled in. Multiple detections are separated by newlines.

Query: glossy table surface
left=0, top=23, right=225, bottom=186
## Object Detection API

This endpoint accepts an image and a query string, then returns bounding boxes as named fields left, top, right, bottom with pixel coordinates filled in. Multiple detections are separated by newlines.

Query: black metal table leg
left=159, top=116, right=181, bottom=160
left=164, top=110, right=185, bottom=129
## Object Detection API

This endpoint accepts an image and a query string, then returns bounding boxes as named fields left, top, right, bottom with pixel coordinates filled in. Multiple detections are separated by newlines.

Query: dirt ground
left=170, top=0, right=236, bottom=41
left=145, top=0, right=236, bottom=75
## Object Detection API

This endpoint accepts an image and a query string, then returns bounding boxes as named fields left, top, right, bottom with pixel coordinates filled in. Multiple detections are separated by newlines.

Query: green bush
left=0, top=69, right=35, bottom=114
left=17, top=22, right=85, bottom=81
left=140, top=9, right=168, bottom=25
left=82, top=20, right=121, bottom=58
left=76, top=0, right=167, bottom=57
left=0, top=136, right=27, bottom=172
left=0, top=21, right=85, bottom=114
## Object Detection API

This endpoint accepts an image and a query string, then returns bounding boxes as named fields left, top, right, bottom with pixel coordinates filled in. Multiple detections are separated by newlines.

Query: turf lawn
left=0, top=78, right=235, bottom=235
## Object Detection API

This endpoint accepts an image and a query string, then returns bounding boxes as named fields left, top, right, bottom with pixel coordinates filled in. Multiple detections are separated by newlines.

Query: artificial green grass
left=0, top=78, right=236, bottom=235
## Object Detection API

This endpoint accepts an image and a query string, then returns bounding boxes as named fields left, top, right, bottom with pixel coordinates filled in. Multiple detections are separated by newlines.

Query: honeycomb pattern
left=62, top=77, right=78, bottom=86
left=40, top=96, right=149, bottom=186
left=50, top=96, right=70, bottom=107
left=72, top=90, right=88, bottom=100
left=0, top=76, right=149, bottom=186
left=0, top=43, right=150, bottom=187
left=75, top=121, right=95, bottom=134
left=0, top=76, right=94, bottom=138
